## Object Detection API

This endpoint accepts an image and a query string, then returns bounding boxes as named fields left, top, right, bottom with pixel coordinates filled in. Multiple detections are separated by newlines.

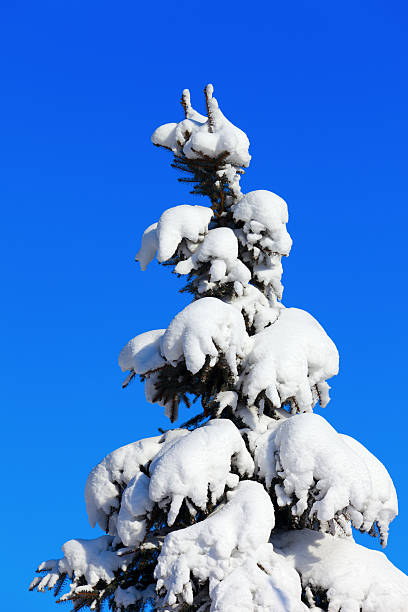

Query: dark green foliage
left=143, top=354, right=236, bottom=423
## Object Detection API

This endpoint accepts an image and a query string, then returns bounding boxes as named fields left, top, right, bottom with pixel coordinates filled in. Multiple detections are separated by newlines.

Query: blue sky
left=1, top=1, right=407, bottom=608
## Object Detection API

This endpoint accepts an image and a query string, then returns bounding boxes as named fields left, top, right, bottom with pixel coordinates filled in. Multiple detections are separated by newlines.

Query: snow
left=253, top=254, right=285, bottom=300
left=116, top=472, right=153, bottom=547
left=252, top=413, right=397, bottom=541
left=135, top=205, right=212, bottom=269
left=114, top=585, right=155, bottom=608
left=273, top=529, right=408, bottom=612
left=156, top=204, right=213, bottom=262
left=229, top=284, right=282, bottom=332
left=85, top=430, right=187, bottom=533
left=175, top=227, right=251, bottom=290
left=31, top=536, right=127, bottom=590
left=341, top=434, right=398, bottom=545
left=161, top=297, right=249, bottom=375
left=240, top=307, right=339, bottom=412
left=233, top=190, right=292, bottom=256
left=155, top=481, right=275, bottom=607
left=210, top=544, right=307, bottom=612
left=135, top=222, right=158, bottom=271
left=152, top=84, right=251, bottom=168
left=149, top=419, right=254, bottom=525
left=119, top=329, right=166, bottom=375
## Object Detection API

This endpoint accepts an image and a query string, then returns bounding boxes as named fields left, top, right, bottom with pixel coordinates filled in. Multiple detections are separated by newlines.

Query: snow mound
left=155, top=480, right=274, bottom=607
left=161, top=297, right=249, bottom=375
left=156, top=204, right=213, bottom=262
left=253, top=413, right=397, bottom=542
left=240, top=307, right=338, bottom=412
left=134, top=223, right=158, bottom=271
left=175, top=227, right=251, bottom=291
left=116, top=472, right=153, bottom=547
left=210, top=543, right=307, bottom=612
left=253, top=253, right=285, bottom=301
left=233, top=190, right=292, bottom=256
left=85, top=430, right=187, bottom=533
left=152, top=84, right=251, bottom=168
left=119, top=329, right=166, bottom=375
left=341, top=434, right=398, bottom=545
left=135, top=205, right=212, bottom=269
left=149, top=419, right=254, bottom=525
left=30, top=536, right=127, bottom=592
left=114, top=585, right=155, bottom=609
left=229, top=284, right=282, bottom=332
left=273, top=529, right=408, bottom=612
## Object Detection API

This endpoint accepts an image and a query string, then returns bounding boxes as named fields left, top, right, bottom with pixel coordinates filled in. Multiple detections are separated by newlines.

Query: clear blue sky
left=1, top=1, right=407, bottom=609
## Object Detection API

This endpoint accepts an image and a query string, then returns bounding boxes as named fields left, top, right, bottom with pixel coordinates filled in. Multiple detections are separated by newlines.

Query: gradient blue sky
left=1, top=1, right=407, bottom=609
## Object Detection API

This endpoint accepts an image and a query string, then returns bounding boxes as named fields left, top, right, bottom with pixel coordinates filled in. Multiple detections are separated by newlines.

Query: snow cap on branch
left=175, top=227, right=251, bottom=292
left=149, top=419, right=254, bottom=525
left=273, top=529, right=408, bottom=612
left=253, top=413, right=397, bottom=543
left=119, top=329, right=166, bottom=375
left=155, top=480, right=275, bottom=607
left=233, top=190, right=292, bottom=257
left=240, top=307, right=339, bottom=412
left=161, top=297, right=249, bottom=376
left=152, top=84, right=251, bottom=168
left=85, top=430, right=187, bottom=533
left=135, top=204, right=213, bottom=269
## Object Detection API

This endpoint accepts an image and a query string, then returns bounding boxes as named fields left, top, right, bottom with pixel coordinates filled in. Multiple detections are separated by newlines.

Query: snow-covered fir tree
left=31, top=85, right=408, bottom=611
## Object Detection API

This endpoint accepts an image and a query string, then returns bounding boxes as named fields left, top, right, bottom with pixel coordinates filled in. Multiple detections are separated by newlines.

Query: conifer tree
left=31, top=85, right=408, bottom=611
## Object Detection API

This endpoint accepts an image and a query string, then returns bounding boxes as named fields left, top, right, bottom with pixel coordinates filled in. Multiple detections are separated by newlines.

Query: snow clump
left=233, top=190, right=292, bottom=256
left=240, top=307, right=339, bottom=412
left=273, top=529, right=408, bottom=612
left=210, top=543, right=308, bottom=612
left=85, top=430, right=187, bottom=534
left=30, top=536, right=128, bottom=592
left=149, top=419, right=254, bottom=525
left=152, top=85, right=251, bottom=168
left=119, top=329, right=166, bottom=376
left=161, top=297, right=249, bottom=375
left=175, top=227, right=251, bottom=293
left=155, top=481, right=275, bottom=607
left=135, top=204, right=213, bottom=269
left=252, top=413, right=397, bottom=542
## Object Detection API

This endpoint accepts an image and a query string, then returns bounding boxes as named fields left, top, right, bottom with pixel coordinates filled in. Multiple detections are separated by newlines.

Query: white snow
left=229, top=284, right=282, bottom=332
left=114, top=585, right=155, bottom=608
left=210, top=543, right=307, bottom=612
left=119, top=329, right=166, bottom=375
left=152, top=84, right=251, bottom=168
left=233, top=190, right=292, bottom=256
left=240, top=307, right=339, bottom=412
left=135, top=222, right=158, bottom=271
left=341, top=434, right=398, bottom=545
left=149, top=419, right=254, bottom=525
left=175, top=227, right=251, bottom=290
left=116, top=472, right=154, bottom=547
left=252, top=413, right=397, bottom=541
left=161, top=297, right=249, bottom=375
left=31, top=536, right=127, bottom=590
left=273, top=529, right=408, bottom=612
left=155, top=481, right=275, bottom=607
left=85, top=430, right=187, bottom=533
left=253, top=253, right=285, bottom=300
left=135, top=205, right=212, bottom=269
left=156, top=204, right=213, bottom=262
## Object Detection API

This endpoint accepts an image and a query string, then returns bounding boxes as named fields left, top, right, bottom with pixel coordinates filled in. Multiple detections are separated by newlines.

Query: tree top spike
left=181, top=89, right=191, bottom=119
left=204, top=84, right=215, bottom=133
